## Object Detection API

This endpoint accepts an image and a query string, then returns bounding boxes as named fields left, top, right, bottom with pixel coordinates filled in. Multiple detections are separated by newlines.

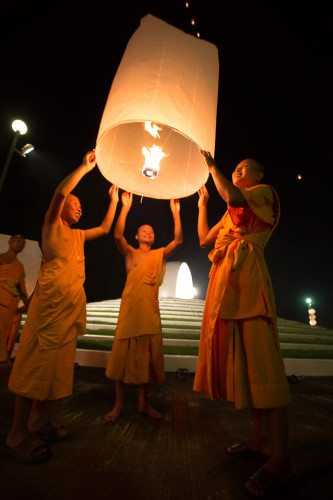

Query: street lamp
left=305, top=297, right=317, bottom=326
left=0, top=119, right=34, bottom=196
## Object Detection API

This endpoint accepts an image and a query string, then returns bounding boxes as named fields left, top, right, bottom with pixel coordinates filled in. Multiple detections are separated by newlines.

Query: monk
left=193, top=151, right=292, bottom=498
left=2, top=151, right=119, bottom=464
left=105, top=191, right=183, bottom=422
left=0, top=235, right=28, bottom=365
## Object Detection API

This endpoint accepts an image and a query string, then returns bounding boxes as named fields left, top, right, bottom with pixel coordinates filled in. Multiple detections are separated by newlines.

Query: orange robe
left=0, top=259, right=25, bottom=362
left=193, top=184, right=290, bottom=409
left=106, top=248, right=166, bottom=384
left=8, top=227, right=86, bottom=400
left=6, top=311, right=23, bottom=353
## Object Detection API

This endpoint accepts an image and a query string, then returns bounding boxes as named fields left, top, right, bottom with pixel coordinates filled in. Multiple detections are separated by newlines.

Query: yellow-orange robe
left=106, top=248, right=166, bottom=384
left=0, top=259, right=26, bottom=362
left=193, top=184, right=290, bottom=409
left=8, top=227, right=86, bottom=400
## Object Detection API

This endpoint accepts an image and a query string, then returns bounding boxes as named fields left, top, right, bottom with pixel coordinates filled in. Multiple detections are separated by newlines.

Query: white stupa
left=159, top=261, right=196, bottom=299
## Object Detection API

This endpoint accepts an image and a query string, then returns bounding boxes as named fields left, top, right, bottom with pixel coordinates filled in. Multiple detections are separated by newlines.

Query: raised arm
left=197, top=185, right=224, bottom=248
left=163, top=199, right=183, bottom=259
left=114, top=192, right=133, bottom=256
left=84, top=184, right=119, bottom=241
left=201, top=150, right=245, bottom=206
left=45, top=151, right=97, bottom=225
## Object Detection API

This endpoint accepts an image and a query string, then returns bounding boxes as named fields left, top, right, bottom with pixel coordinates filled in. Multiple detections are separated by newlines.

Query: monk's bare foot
left=104, top=406, right=122, bottom=423
left=137, top=403, right=162, bottom=420
left=6, top=431, right=30, bottom=448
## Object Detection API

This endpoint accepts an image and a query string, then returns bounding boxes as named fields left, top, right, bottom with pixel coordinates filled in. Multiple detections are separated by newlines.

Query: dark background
left=0, top=0, right=332, bottom=327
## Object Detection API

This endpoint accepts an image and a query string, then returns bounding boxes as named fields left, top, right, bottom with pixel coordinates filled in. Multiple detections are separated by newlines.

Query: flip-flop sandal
left=0, top=434, right=52, bottom=464
left=245, top=466, right=294, bottom=498
left=35, top=420, right=70, bottom=442
left=225, top=442, right=268, bottom=461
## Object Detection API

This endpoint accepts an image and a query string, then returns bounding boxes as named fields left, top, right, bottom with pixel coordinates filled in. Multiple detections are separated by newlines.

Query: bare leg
left=245, top=407, right=292, bottom=497
left=246, top=409, right=271, bottom=455
left=265, top=407, right=291, bottom=474
left=28, top=400, right=49, bottom=432
left=105, top=381, right=124, bottom=422
left=6, top=395, right=33, bottom=447
left=137, top=384, right=162, bottom=420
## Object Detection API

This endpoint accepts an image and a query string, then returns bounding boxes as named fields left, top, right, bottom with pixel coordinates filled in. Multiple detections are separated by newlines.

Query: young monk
left=193, top=151, right=292, bottom=498
left=0, top=235, right=28, bottom=365
left=105, top=191, right=183, bottom=422
left=2, top=151, right=119, bottom=464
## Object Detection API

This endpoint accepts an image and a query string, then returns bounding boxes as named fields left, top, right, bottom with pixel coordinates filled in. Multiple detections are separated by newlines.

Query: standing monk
left=105, top=191, right=183, bottom=422
left=2, top=151, right=119, bottom=464
left=194, top=151, right=292, bottom=498
left=0, top=235, right=28, bottom=365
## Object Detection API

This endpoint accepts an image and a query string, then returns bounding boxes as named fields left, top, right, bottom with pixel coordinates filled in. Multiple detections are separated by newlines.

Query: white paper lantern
left=95, top=14, right=219, bottom=199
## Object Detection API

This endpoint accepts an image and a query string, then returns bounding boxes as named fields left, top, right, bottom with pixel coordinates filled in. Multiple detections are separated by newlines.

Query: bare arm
left=197, top=185, right=224, bottom=248
left=84, top=185, right=119, bottom=241
left=45, top=151, right=97, bottom=225
left=17, top=275, right=28, bottom=301
left=114, top=192, right=133, bottom=256
left=201, top=150, right=245, bottom=206
left=163, top=199, right=183, bottom=259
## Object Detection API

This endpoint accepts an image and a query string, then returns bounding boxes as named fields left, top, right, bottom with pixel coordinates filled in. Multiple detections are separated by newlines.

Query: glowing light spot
left=145, top=121, right=162, bottom=139
left=142, top=144, right=167, bottom=179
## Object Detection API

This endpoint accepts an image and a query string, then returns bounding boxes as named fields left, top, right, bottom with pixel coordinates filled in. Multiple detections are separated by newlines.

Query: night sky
left=0, top=1, right=332, bottom=327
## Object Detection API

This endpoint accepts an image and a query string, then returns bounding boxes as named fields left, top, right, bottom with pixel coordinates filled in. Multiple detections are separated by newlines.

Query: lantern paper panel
left=96, top=14, right=219, bottom=199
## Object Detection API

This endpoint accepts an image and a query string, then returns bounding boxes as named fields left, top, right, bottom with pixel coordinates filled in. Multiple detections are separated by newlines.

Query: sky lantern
left=95, top=14, right=219, bottom=199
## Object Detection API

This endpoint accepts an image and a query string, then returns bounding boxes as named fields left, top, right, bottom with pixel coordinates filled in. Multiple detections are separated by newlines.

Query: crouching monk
left=105, top=191, right=183, bottom=422
left=2, top=151, right=119, bottom=464
left=194, top=151, right=292, bottom=498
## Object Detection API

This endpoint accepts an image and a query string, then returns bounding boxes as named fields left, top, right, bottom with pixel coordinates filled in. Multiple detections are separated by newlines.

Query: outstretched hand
left=200, top=150, right=216, bottom=172
left=82, top=151, right=97, bottom=171
left=170, top=199, right=180, bottom=214
left=109, top=185, right=119, bottom=203
left=198, top=185, right=209, bottom=207
left=121, top=191, right=133, bottom=209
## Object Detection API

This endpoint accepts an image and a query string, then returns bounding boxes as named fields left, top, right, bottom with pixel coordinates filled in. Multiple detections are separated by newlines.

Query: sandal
left=245, top=466, right=294, bottom=498
left=0, top=434, right=52, bottom=464
left=225, top=441, right=268, bottom=462
left=35, top=420, right=70, bottom=442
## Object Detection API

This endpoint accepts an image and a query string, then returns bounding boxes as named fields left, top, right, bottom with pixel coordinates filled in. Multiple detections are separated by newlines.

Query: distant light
left=305, top=297, right=312, bottom=305
left=12, top=119, right=27, bottom=135
left=196, top=32, right=201, bottom=38
left=308, top=308, right=316, bottom=315
left=175, top=262, right=195, bottom=299
left=20, top=143, right=34, bottom=157
left=185, top=1, right=189, bottom=7
left=297, top=174, right=302, bottom=180
left=191, top=18, right=196, bottom=25
left=309, top=319, right=317, bottom=326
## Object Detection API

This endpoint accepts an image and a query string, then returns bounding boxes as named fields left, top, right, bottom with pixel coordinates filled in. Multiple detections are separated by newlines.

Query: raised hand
left=200, top=150, right=216, bottom=171
left=82, top=150, right=97, bottom=171
left=109, top=185, right=119, bottom=203
left=170, top=198, right=180, bottom=214
left=198, top=185, right=209, bottom=207
left=121, top=191, right=133, bottom=209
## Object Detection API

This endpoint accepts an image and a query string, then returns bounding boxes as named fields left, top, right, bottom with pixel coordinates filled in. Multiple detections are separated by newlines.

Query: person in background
left=0, top=235, right=28, bottom=365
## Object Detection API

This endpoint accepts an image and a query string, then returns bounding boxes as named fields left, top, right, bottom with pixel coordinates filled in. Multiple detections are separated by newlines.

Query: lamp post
left=0, top=119, right=34, bottom=196
left=305, top=297, right=317, bottom=326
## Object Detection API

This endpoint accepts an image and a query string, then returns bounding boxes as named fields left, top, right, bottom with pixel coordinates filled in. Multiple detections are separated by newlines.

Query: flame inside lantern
left=141, top=121, right=167, bottom=179
left=142, top=144, right=167, bottom=179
